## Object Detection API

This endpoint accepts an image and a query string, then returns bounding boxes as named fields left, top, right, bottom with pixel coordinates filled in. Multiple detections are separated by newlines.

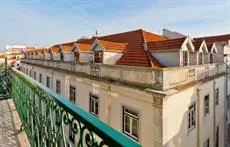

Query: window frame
left=215, top=88, right=219, bottom=105
left=46, top=76, right=50, bottom=88
left=122, top=106, right=139, bottom=141
left=89, top=93, right=99, bottom=117
left=56, top=80, right=61, bottom=95
left=210, top=53, right=214, bottom=63
left=182, top=51, right=188, bottom=66
left=188, top=102, right=196, bottom=133
left=204, top=94, right=210, bottom=117
left=39, top=74, right=42, bottom=83
left=199, top=52, right=203, bottom=65
left=69, top=86, right=76, bottom=102
left=34, top=71, right=36, bottom=80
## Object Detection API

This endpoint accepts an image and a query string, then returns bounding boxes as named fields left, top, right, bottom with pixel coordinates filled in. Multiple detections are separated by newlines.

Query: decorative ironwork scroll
left=10, top=69, right=141, bottom=147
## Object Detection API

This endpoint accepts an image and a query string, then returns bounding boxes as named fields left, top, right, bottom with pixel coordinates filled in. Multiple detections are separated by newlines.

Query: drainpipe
left=213, top=80, right=216, bottom=147
left=197, top=88, right=201, bottom=147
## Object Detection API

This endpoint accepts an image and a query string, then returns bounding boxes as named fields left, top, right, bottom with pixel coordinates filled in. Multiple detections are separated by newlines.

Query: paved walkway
left=0, top=99, right=30, bottom=147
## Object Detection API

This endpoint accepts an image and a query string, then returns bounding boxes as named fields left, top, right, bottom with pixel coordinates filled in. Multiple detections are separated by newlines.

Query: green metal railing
left=0, top=68, right=141, bottom=147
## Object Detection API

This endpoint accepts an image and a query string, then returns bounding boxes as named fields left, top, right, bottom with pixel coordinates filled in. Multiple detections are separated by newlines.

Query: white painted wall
left=20, top=63, right=226, bottom=147
left=190, top=52, right=198, bottom=65
left=20, top=63, right=160, bottom=147
left=152, top=51, right=180, bottom=67
left=64, top=53, right=74, bottom=61
left=103, top=52, right=123, bottom=65
left=163, top=77, right=225, bottom=147
left=79, top=52, right=93, bottom=63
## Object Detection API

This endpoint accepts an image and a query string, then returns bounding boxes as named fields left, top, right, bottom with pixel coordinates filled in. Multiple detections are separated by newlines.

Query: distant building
left=20, top=29, right=230, bottom=147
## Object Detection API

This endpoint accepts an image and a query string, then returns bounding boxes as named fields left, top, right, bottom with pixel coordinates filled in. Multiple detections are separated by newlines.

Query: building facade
left=19, top=29, right=230, bottom=147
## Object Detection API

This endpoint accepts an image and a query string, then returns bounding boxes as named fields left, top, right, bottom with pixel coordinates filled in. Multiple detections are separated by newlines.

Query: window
left=60, top=52, right=64, bottom=61
left=188, top=102, right=196, bottom=132
left=204, top=94, right=210, bottom=117
left=29, top=70, right=32, bottom=77
left=122, top=106, right=139, bottom=141
left=26, top=69, right=28, bottom=75
left=215, top=88, right=219, bottom=105
left=34, top=71, right=36, bottom=80
left=69, top=125, right=75, bottom=144
left=56, top=80, right=61, bottom=95
left=199, top=53, right=203, bottom=65
left=70, top=86, right=76, bottom=102
left=94, top=51, right=103, bottom=63
left=182, top=51, right=188, bottom=66
left=210, top=53, right=214, bottom=63
left=39, top=74, right=42, bottom=83
left=216, top=126, right=219, bottom=147
left=46, top=76, right=50, bottom=88
left=74, top=51, right=80, bottom=62
left=89, top=94, right=99, bottom=117
left=204, top=138, right=209, bottom=147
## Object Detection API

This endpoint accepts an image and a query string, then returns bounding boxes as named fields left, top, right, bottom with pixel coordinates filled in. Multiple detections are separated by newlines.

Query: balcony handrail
left=11, top=68, right=141, bottom=147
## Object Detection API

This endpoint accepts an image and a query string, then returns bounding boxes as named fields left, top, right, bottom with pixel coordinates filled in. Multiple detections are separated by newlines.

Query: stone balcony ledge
left=21, top=58, right=227, bottom=91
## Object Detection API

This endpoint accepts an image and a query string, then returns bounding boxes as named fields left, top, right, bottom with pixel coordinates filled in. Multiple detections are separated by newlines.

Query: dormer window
left=182, top=51, right=188, bottom=66
left=210, top=53, right=214, bottom=63
left=72, top=46, right=80, bottom=62
left=94, top=51, right=103, bottom=63
left=199, top=52, right=203, bottom=65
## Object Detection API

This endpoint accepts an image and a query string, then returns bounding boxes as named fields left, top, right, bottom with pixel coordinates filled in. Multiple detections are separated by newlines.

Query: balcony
left=22, top=58, right=227, bottom=91
left=0, top=68, right=141, bottom=147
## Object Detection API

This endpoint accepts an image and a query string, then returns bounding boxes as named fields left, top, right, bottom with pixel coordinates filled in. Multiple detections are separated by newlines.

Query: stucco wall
left=103, top=52, right=123, bottom=65
left=215, top=44, right=224, bottom=63
left=79, top=52, right=93, bottom=63
left=152, top=51, right=180, bottom=67
left=189, top=52, right=198, bottom=65
left=163, top=77, right=225, bottom=147
left=21, top=63, right=160, bottom=147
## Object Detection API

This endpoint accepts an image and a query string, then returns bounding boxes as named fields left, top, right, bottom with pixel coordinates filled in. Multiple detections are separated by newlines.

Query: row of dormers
left=23, top=29, right=230, bottom=67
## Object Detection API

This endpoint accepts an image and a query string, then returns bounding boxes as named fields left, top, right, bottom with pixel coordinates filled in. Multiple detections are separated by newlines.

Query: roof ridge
left=98, top=29, right=143, bottom=39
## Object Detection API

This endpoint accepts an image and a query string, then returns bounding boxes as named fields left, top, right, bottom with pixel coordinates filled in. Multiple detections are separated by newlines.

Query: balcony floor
left=0, top=99, right=29, bottom=147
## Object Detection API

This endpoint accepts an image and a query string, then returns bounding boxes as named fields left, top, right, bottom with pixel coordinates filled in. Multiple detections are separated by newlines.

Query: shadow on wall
left=164, top=89, right=198, bottom=147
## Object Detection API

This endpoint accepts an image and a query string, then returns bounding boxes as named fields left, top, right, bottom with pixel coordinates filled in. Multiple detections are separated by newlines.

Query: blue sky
left=1, top=0, right=230, bottom=51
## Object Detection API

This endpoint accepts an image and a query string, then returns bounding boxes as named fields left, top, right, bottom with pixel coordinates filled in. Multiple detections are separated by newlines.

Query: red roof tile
left=195, top=34, right=230, bottom=44
left=76, top=43, right=92, bottom=52
left=147, top=37, right=186, bottom=52
left=192, top=40, right=203, bottom=52
left=97, top=40, right=127, bottom=52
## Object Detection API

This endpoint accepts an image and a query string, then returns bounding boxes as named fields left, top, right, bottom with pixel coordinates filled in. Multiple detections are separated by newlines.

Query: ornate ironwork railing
left=9, top=68, right=141, bottom=147
left=0, top=68, right=11, bottom=99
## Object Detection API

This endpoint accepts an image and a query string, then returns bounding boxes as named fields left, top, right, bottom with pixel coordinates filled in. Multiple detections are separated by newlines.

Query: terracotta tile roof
left=192, top=40, right=203, bottom=52
left=141, top=30, right=167, bottom=42
left=206, top=43, right=214, bottom=52
left=48, top=29, right=166, bottom=67
left=50, top=45, right=60, bottom=53
left=96, top=29, right=166, bottom=67
left=147, top=37, right=186, bottom=52
left=0, top=55, right=5, bottom=58
left=76, top=43, right=92, bottom=52
left=97, top=40, right=127, bottom=52
left=195, top=34, right=230, bottom=44
left=61, top=43, right=74, bottom=53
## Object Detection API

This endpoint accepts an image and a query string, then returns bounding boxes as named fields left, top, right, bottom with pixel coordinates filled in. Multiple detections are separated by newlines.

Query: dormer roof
left=147, top=37, right=194, bottom=52
left=91, top=39, right=127, bottom=52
